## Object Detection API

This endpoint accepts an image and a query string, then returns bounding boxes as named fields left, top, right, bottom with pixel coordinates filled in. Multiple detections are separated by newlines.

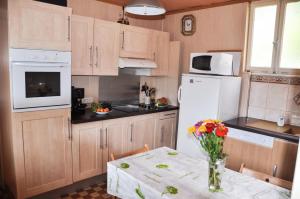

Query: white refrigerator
left=176, top=74, right=241, bottom=159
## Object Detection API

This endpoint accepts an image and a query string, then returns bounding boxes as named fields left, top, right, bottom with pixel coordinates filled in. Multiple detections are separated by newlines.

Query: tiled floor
left=60, top=182, right=113, bottom=199
left=0, top=180, right=114, bottom=199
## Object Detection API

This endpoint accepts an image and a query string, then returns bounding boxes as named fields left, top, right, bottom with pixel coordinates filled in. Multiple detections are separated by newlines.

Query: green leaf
left=165, top=186, right=178, bottom=194
left=120, top=163, right=130, bottom=169
left=135, top=185, right=145, bottom=199
left=156, top=164, right=169, bottom=169
left=167, top=152, right=178, bottom=156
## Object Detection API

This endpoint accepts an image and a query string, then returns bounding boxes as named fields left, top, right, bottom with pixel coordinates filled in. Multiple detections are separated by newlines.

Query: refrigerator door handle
left=177, top=85, right=182, bottom=104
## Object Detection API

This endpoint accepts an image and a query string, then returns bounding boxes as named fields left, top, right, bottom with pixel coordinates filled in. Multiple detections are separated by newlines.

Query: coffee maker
left=72, top=86, right=87, bottom=113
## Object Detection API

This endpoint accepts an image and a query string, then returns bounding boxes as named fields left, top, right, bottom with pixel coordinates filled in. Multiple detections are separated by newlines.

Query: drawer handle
left=164, top=113, right=176, bottom=116
left=105, top=128, right=108, bottom=149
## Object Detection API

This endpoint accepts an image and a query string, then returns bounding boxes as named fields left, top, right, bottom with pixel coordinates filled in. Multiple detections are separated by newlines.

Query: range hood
left=119, top=58, right=157, bottom=69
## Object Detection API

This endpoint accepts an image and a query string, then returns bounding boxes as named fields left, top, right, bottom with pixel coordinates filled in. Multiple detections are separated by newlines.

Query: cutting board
left=246, top=120, right=291, bottom=134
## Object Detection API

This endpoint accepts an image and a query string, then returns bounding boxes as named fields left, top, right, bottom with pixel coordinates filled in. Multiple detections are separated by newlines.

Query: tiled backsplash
left=248, top=75, right=300, bottom=126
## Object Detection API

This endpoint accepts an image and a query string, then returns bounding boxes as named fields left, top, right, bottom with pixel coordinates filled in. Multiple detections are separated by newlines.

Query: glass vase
left=208, top=158, right=226, bottom=192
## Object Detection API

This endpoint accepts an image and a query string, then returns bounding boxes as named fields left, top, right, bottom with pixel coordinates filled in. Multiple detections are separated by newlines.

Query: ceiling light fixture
left=125, top=0, right=166, bottom=16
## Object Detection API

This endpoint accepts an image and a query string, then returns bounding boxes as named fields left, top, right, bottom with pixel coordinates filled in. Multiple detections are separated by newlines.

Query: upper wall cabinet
left=71, top=15, right=120, bottom=76
left=120, top=25, right=154, bottom=60
left=151, top=31, right=170, bottom=76
left=9, top=0, right=72, bottom=51
left=71, top=15, right=94, bottom=75
left=93, top=19, right=121, bottom=76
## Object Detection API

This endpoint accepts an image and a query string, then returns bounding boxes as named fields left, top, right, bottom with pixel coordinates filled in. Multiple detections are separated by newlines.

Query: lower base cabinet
left=13, top=109, right=72, bottom=198
left=72, top=122, right=104, bottom=182
left=224, top=135, right=298, bottom=182
left=71, top=111, right=178, bottom=183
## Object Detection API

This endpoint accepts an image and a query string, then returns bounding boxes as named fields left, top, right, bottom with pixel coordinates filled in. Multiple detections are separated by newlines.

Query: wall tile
left=265, top=109, right=286, bottom=123
left=249, top=82, right=268, bottom=108
left=266, top=83, right=288, bottom=110
left=286, top=85, right=300, bottom=113
left=248, top=106, right=265, bottom=120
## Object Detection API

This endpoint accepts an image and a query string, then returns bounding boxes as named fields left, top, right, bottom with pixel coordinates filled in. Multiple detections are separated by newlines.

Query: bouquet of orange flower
left=188, top=119, right=228, bottom=192
left=188, top=119, right=228, bottom=162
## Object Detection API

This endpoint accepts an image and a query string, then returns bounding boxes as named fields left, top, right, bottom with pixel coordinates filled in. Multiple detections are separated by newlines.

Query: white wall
left=292, top=145, right=300, bottom=199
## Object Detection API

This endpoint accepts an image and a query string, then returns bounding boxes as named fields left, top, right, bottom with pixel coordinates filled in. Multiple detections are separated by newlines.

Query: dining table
left=107, top=147, right=291, bottom=199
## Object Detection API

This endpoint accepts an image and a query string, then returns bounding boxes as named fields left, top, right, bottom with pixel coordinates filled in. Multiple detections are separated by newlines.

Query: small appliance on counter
left=72, top=87, right=86, bottom=113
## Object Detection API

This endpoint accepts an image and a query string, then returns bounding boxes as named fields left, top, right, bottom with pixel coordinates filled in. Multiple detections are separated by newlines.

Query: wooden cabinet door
left=130, top=115, right=156, bottom=150
left=93, top=19, right=121, bottom=76
left=120, top=25, right=153, bottom=59
left=72, top=122, right=103, bottom=182
left=151, top=31, right=170, bottom=76
left=15, top=109, right=72, bottom=198
left=104, top=118, right=129, bottom=165
left=71, top=15, right=94, bottom=75
left=223, top=137, right=273, bottom=175
left=155, top=117, right=177, bottom=149
left=9, top=0, right=71, bottom=51
left=272, top=139, right=298, bottom=181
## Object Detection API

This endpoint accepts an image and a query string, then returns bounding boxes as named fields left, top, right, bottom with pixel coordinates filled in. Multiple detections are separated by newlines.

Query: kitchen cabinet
left=130, top=114, right=156, bottom=150
left=71, top=15, right=94, bottom=75
left=154, top=111, right=178, bottom=149
left=14, top=109, right=72, bottom=198
left=224, top=129, right=298, bottom=182
left=120, top=25, right=154, bottom=59
left=93, top=19, right=121, bottom=76
left=104, top=118, right=130, bottom=166
left=72, top=121, right=104, bottom=182
left=272, top=139, right=298, bottom=181
left=9, top=0, right=71, bottom=51
left=223, top=137, right=273, bottom=175
left=71, top=15, right=120, bottom=76
left=151, top=31, right=170, bottom=76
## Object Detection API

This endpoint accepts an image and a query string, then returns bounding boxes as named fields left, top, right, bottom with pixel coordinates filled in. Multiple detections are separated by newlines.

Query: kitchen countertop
left=224, top=117, right=300, bottom=143
left=71, top=106, right=179, bottom=124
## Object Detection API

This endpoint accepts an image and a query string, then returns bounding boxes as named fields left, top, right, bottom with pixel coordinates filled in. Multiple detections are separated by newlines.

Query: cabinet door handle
left=153, top=52, right=156, bottom=61
left=95, top=47, right=99, bottom=67
left=100, top=128, right=103, bottom=149
left=89, top=46, right=93, bottom=67
left=122, top=31, right=125, bottom=49
left=105, top=128, right=108, bottom=149
left=160, top=126, right=164, bottom=143
left=67, top=16, right=71, bottom=42
left=272, top=165, right=278, bottom=177
left=130, top=123, right=133, bottom=142
left=67, top=117, right=72, bottom=140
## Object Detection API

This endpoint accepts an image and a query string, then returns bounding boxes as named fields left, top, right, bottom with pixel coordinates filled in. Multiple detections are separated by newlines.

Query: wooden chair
left=239, top=163, right=293, bottom=190
left=110, top=144, right=150, bottom=161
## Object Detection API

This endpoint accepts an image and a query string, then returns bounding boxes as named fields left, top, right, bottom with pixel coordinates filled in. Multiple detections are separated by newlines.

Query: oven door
left=11, top=62, right=71, bottom=110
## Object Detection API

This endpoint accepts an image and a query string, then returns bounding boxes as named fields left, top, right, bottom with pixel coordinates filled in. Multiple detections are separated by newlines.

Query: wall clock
left=182, top=15, right=196, bottom=36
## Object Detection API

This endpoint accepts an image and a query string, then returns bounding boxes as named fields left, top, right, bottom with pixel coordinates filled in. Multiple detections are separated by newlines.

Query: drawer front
left=159, top=110, right=178, bottom=119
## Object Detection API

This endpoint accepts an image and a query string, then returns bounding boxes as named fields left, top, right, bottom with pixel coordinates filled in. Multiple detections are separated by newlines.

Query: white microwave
left=189, top=53, right=233, bottom=76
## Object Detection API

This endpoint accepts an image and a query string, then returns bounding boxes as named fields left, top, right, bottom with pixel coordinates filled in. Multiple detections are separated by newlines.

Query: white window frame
left=247, top=0, right=300, bottom=75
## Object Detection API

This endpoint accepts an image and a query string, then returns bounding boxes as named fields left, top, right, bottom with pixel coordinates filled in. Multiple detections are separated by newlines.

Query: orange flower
left=216, top=126, right=228, bottom=137
left=188, top=126, right=196, bottom=134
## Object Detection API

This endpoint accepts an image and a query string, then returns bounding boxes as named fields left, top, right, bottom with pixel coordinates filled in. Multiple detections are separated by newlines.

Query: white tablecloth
left=107, top=147, right=291, bottom=199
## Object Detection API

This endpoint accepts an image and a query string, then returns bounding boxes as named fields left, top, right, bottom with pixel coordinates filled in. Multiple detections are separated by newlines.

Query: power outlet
left=81, top=97, right=94, bottom=104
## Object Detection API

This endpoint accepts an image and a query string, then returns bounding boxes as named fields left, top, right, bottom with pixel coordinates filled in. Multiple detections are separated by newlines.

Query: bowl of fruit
left=91, top=102, right=112, bottom=115
left=156, top=97, right=169, bottom=108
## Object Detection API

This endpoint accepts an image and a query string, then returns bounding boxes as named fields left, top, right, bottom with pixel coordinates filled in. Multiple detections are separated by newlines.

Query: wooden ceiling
left=98, top=0, right=251, bottom=14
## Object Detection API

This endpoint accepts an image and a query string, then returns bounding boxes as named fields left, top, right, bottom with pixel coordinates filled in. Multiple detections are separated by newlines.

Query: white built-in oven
left=10, top=48, right=71, bottom=111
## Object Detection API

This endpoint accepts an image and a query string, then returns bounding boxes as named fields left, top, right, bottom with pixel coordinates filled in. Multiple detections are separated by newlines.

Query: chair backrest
left=110, top=144, right=150, bottom=161
left=239, top=163, right=293, bottom=190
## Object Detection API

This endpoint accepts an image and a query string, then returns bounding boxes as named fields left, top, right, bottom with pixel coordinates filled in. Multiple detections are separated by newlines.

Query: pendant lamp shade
left=125, top=0, right=166, bottom=16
